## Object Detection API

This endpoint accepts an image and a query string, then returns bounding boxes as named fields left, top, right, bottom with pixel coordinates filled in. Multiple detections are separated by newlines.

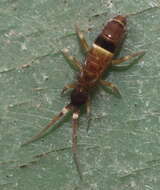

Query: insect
left=22, top=15, right=144, bottom=180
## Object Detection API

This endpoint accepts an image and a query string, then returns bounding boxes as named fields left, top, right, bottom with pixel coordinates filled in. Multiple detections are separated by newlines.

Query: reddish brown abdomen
left=95, top=16, right=126, bottom=53
left=78, top=15, right=126, bottom=88
left=79, top=46, right=113, bottom=87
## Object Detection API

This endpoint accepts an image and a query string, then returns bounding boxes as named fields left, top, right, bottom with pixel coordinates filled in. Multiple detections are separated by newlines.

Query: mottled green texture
left=0, top=0, right=160, bottom=189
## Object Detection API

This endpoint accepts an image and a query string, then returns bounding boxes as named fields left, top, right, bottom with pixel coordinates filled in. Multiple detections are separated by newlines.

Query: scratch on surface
left=0, top=67, right=15, bottom=73
left=19, top=64, right=31, bottom=69
left=0, top=64, right=31, bottom=74
left=126, top=6, right=160, bottom=17
left=126, top=117, right=146, bottom=124
left=33, top=145, right=98, bottom=159
left=0, top=159, right=19, bottom=166
left=144, top=111, right=160, bottom=117
left=7, top=101, right=32, bottom=110
left=32, top=87, right=48, bottom=91
left=0, top=50, right=62, bottom=74
left=0, top=146, right=98, bottom=169
left=4, top=111, right=51, bottom=121
left=2, top=116, right=38, bottom=125
left=119, top=163, right=160, bottom=179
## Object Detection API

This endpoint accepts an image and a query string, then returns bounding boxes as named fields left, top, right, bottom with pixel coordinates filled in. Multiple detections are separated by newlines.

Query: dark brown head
left=70, top=88, right=88, bottom=107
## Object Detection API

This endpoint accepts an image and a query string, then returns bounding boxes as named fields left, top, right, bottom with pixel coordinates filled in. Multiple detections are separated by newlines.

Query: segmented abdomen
left=79, top=45, right=113, bottom=87
left=78, top=15, right=126, bottom=88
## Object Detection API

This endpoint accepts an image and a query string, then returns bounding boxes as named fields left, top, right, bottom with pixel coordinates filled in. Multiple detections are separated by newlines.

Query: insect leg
left=100, top=80, right=121, bottom=97
left=62, top=48, right=82, bottom=71
left=72, top=110, right=83, bottom=180
left=61, top=83, right=77, bottom=95
left=112, top=51, right=145, bottom=65
left=75, top=24, right=90, bottom=53
left=21, top=104, right=73, bottom=146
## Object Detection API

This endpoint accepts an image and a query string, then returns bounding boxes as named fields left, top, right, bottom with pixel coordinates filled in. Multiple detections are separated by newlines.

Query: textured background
left=0, top=0, right=160, bottom=189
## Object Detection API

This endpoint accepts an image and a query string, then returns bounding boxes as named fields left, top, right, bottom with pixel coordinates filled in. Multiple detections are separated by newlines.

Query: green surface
left=0, top=0, right=160, bottom=189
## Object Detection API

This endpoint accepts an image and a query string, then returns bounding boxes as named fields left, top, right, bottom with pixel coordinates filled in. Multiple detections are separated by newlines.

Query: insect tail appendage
left=21, top=104, right=73, bottom=146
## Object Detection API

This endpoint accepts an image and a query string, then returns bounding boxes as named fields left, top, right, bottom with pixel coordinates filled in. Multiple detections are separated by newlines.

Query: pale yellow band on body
left=93, top=43, right=113, bottom=57
left=112, top=19, right=125, bottom=27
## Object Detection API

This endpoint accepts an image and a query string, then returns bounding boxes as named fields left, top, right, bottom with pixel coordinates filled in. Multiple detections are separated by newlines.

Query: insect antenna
left=72, top=109, right=83, bottom=180
left=125, top=6, right=159, bottom=18
left=21, top=104, right=73, bottom=146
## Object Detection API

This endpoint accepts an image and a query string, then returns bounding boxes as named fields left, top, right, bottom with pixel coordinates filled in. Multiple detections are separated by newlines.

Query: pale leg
left=100, top=80, right=121, bottom=96
left=75, top=24, right=90, bottom=53
left=62, top=48, right=82, bottom=71
left=112, top=51, right=145, bottom=65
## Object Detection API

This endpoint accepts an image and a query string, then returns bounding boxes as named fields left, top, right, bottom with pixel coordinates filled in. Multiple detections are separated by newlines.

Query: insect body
left=82, top=15, right=126, bottom=86
left=22, top=15, right=144, bottom=180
